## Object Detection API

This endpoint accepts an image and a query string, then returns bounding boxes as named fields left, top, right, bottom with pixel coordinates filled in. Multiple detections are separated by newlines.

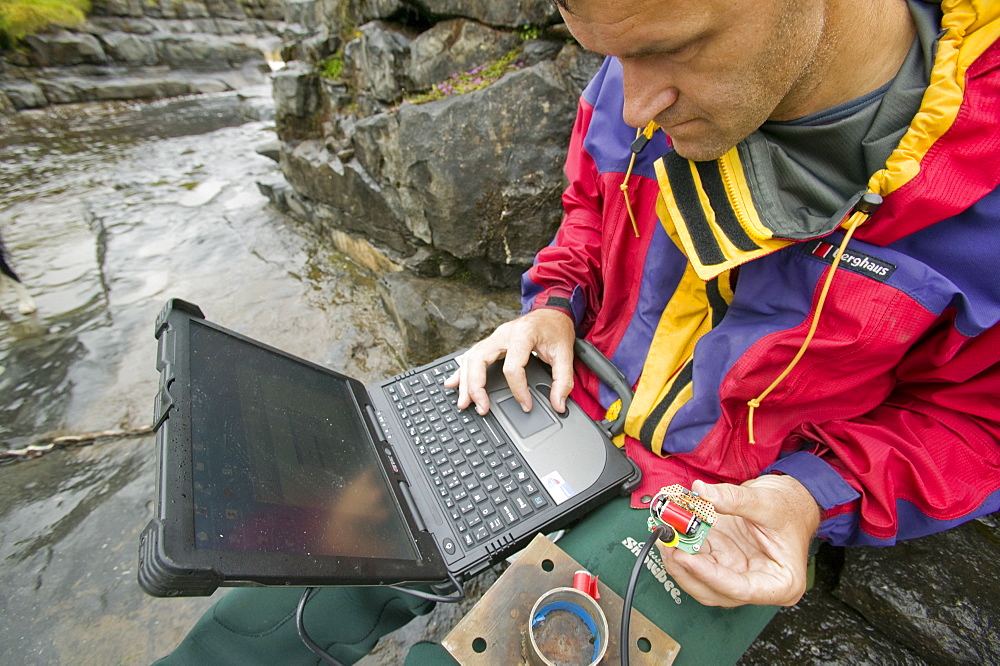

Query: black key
left=500, top=504, right=519, bottom=525
left=511, top=493, right=533, bottom=517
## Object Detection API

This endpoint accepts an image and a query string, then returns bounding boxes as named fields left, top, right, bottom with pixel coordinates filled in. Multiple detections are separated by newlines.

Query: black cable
left=296, top=587, right=346, bottom=666
left=390, top=567, right=466, bottom=603
left=621, top=526, right=668, bottom=666
left=296, top=573, right=466, bottom=665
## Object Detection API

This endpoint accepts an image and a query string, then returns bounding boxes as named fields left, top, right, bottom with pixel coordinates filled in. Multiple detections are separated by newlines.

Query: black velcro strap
left=662, top=153, right=726, bottom=267
left=694, top=161, right=760, bottom=252
left=543, top=296, right=573, bottom=313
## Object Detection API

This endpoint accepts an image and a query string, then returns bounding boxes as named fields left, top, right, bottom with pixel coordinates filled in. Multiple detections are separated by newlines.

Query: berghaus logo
left=808, top=240, right=896, bottom=282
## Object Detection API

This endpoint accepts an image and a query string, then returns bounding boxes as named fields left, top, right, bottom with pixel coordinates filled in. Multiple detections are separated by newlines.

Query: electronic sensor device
left=647, top=484, right=716, bottom=554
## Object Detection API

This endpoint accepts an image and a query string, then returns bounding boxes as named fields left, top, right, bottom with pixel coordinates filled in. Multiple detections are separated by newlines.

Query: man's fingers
left=545, top=339, right=575, bottom=413
left=503, top=339, right=535, bottom=412
left=457, top=338, right=507, bottom=414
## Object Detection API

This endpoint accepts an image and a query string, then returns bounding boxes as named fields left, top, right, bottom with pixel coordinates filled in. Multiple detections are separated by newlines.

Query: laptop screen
left=187, top=321, right=418, bottom=562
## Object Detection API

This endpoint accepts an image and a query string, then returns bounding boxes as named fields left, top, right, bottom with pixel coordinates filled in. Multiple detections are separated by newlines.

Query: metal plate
left=443, top=534, right=680, bottom=665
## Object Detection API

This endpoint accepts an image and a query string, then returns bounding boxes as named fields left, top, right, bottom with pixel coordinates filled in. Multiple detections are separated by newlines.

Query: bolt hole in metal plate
left=442, top=534, right=679, bottom=665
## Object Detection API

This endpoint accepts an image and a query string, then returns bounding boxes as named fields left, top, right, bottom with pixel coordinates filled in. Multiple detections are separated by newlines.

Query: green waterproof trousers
left=157, top=497, right=778, bottom=665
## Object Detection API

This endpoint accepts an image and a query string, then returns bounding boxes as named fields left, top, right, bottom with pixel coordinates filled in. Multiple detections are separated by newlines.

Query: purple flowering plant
left=398, top=49, right=526, bottom=108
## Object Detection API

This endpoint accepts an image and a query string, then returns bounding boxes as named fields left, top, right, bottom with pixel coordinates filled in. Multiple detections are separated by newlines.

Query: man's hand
left=444, top=308, right=576, bottom=415
left=657, top=475, right=821, bottom=607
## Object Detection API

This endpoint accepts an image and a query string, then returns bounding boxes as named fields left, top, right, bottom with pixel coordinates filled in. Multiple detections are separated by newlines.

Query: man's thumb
left=692, top=480, right=755, bottom=518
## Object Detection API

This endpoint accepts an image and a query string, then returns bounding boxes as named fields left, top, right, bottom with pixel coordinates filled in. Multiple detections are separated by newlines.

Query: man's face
left=559, top=0, right=829, bottom=161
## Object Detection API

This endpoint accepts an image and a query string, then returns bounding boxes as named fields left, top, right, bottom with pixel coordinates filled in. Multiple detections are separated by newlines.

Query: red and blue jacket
left=522, top=0, right=1000, bottom=547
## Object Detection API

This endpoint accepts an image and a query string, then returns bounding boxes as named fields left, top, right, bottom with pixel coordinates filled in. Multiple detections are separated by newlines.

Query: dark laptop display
left=139, top=299, right=640, bottom=596
left=188, top=321, right=417, bottom=562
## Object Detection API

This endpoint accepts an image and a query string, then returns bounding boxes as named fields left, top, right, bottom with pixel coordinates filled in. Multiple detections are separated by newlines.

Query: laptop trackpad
left=496, top=396, right=554, bottom=439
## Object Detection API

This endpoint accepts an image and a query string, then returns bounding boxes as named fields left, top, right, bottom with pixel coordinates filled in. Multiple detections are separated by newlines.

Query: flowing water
left=0, top=89, right=418, bottom=663
left=0, top=88, right=409, bottom=451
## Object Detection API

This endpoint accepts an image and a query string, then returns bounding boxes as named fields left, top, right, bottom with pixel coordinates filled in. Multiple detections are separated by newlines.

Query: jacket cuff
left=526, top=287, right=587, bottom=329
left=763, top=451, right=860, bottom=515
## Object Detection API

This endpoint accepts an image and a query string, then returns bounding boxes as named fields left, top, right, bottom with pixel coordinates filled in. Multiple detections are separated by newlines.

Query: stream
left=0, top=88, right=421, bottom=663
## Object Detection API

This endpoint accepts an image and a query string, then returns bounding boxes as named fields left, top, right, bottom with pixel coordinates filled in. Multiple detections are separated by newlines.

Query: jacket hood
left=651, top=0, right=1000, bottom=281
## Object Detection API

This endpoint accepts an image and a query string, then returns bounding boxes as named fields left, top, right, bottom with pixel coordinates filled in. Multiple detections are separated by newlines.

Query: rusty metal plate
left=443, top=534, right=680, bottom=665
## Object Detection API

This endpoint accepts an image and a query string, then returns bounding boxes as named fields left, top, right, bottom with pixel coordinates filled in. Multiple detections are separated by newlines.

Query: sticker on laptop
left=542, top=471, right=576, bottom=505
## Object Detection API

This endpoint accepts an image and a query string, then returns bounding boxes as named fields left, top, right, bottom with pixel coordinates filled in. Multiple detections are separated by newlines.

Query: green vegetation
left=400, top=49, right=526, bottom=107
left=0, top=0, right=90, bottom=48
left=518, top=24, right=541, bottom=41
left=318, top=53, right=345, bottom=80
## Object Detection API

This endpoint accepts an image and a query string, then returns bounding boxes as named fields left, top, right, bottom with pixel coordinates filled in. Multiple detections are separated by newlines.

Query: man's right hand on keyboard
left=444, top=308, right=576, bottom=416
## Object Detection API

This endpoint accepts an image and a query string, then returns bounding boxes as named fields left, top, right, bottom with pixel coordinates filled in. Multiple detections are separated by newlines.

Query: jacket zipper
left=717, top=151, right=772, bottom=242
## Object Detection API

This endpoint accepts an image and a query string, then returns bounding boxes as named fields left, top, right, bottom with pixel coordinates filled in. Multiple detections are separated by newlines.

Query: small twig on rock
left=1, top=425, right=154, bottom=465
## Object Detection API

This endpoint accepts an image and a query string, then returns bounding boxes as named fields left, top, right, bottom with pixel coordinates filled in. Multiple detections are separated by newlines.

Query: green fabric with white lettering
left=555, top=496, right=778, bottom=666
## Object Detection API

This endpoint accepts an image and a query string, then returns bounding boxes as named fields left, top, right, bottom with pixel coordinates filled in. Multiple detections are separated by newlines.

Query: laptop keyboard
left=385, top=359, right=550, bottom=553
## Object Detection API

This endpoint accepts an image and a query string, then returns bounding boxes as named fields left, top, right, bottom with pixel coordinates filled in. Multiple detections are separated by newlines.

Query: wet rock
left=24, top=30, right=109, bottom=67
left=740, top=583, right=928, bottom=665
left=0, top=90, right=14, bottom=115
left=154, top=34, right=263, bottom=70
left=37, top=74, right=198, bottom=104
left=418, top=0, right=559, bottom=29
left=408, top=19, right=519, bottom=90
left=2, top=0, right=284, bottom=110
left=351, top=57, right=580, bottom=274
left=834, top=516, right=1000, bottom=665
left=174, top=0, right=211, bottom=20
left=3, top=81, right=48, bottom=110
left=280, top=140, right=418, bottom=257
left=377, top=271, right=520, bottom=365
left=203, top=0, right=247, bottom=21
left=285, top=0, right=324, bottom=31
left=99, top=31, right=159, bottom=66
left=741, top=544, right=928, bottom=665
left=271, top=61, right=322, bottom=140
left=342, top=21, right=414, bottom=107
left=93, top=0, right=146, bottom=18
left=554, top=43, right=606, bottom=99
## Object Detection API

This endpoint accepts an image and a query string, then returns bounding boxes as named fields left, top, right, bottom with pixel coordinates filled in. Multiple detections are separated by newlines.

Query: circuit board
left=647, top=484, right=716, bottom=555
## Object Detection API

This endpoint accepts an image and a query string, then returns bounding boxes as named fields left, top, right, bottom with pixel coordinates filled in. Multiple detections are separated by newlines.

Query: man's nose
left=620, top=59, right=679, bottom=128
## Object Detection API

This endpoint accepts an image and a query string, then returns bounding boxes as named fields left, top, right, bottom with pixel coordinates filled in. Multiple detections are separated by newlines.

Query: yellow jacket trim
left=867, top=0, right=1000, bottom=200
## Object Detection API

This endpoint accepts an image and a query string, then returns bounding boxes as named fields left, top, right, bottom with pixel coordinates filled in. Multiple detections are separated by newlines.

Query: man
left=451, top=0, right=1000, bottom=608
left=160, top=0, right=1000, bottom=661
